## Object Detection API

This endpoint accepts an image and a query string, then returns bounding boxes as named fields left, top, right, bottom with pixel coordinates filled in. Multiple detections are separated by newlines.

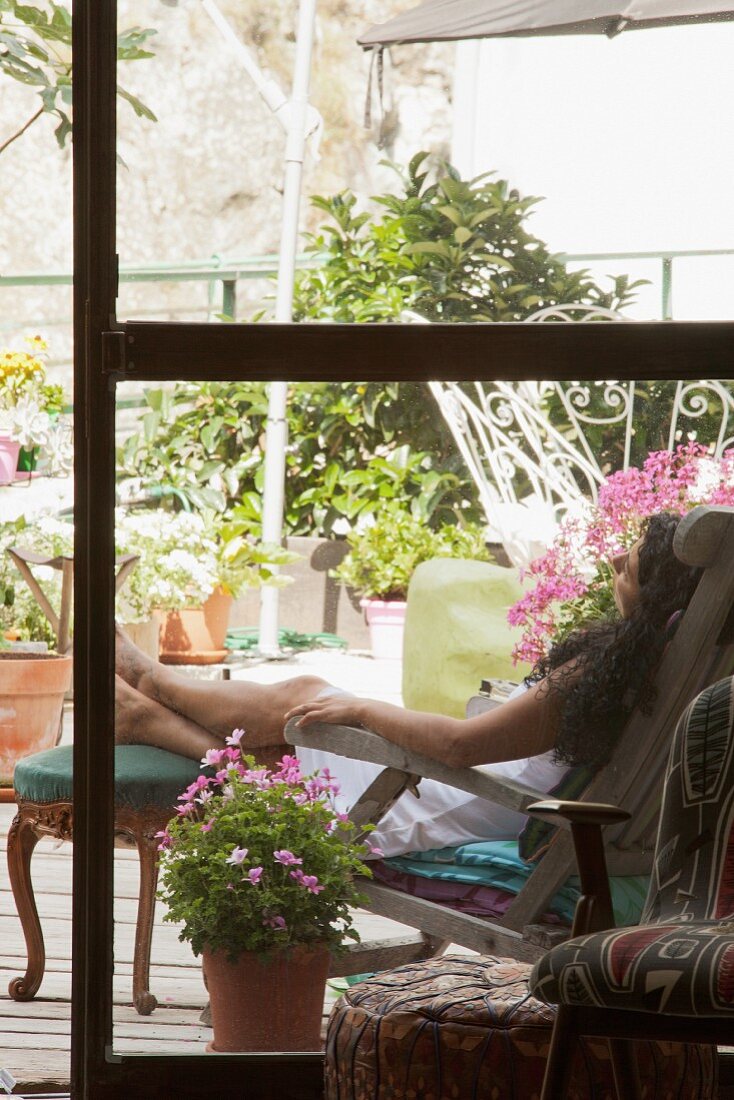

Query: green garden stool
left=7, top=744, right=202, bottom=1015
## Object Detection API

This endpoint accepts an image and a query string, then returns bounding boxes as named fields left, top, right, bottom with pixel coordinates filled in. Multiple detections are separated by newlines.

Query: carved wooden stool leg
left=7, top=808, right=46, bottom=1001
left=131, top=829, right=159, bottom=1016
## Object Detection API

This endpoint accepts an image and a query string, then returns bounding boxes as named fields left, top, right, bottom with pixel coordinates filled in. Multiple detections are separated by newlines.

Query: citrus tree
left=293, top=152, right=640, bottom=323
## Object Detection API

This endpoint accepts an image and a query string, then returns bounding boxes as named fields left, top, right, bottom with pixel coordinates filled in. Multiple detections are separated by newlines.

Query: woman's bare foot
left=114, top=674, right=224, bottom=760
left=115, top=625, right=159, bottom=697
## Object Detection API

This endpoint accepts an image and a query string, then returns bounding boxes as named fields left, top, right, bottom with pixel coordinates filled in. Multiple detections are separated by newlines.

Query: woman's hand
left=285, top=695, right=368, bottom=730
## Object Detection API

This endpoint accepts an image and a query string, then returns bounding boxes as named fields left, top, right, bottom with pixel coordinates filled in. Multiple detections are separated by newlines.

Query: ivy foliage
left=0, top=0, right=156, bottom=151
left=292, top=152, right=641, bottom=323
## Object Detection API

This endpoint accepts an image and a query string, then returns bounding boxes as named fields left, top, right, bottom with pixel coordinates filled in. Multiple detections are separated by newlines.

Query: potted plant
left=115, top=507, right=299, bottom=663
left=508, top=443, right=734, bottom=665
left=334, top=504, right=494, bottom=659
left=157, top=741, right=376, bottom=1051
left=0, top=516, right=73, bottom=787
left=0, top=336, right=66, bottom=483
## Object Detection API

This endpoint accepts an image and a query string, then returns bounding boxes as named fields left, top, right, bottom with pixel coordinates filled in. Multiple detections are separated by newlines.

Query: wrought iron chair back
left=429, top=305, right=734, bottom=562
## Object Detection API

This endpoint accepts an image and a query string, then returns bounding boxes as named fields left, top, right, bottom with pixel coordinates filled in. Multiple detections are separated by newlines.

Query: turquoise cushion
left=386, top=838, right=649, bottom=926
left=517, top=762, right=596, bottom=863
left=13, top=745, right=203, bottom=811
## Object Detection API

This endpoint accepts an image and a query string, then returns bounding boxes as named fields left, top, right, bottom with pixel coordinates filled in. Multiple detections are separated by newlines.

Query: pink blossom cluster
left=507, top=445, right=734, bottom=665
left=156, top=749, right=342, bottom=848
left=155, top=742, right=355, bottom=936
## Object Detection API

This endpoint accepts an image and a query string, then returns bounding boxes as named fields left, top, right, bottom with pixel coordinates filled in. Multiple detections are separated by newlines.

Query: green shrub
left=117, top=154, right=644, bottom=535
left=293, top=152, right=640, bottom=324
left=117, top=382, right=480, bottom=537
left=334, top=505, right=494, bottom=601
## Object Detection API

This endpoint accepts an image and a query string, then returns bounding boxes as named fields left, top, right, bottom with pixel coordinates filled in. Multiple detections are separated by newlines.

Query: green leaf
left=116, top=85, right=157, bottom=122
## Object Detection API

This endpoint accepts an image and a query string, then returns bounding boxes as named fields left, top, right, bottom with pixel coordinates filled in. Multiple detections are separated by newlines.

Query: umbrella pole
left=258, top=0, right=318, bottom=656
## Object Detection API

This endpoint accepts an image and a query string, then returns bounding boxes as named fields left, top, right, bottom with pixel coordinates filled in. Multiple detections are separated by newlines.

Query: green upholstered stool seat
left=13, top=744, right=202, bottom=809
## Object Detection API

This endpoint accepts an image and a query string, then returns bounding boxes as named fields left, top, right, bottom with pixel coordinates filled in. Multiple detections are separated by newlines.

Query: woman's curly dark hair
left=532, top=512, right=702, bottom=769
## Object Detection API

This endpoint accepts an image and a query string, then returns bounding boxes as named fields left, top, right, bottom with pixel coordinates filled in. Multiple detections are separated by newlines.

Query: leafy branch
left=0, top=0, right=157, bottom=153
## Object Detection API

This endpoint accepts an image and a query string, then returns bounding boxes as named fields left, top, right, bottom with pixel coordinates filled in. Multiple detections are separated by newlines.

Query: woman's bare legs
left=115, top=627, right=331, bottom=748
left=115, top=676, right=288, bottom=767
left=115, top=676, right=224, bottom=759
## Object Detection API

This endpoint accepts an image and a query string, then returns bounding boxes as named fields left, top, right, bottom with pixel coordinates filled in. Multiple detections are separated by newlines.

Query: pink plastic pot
left=0, top=436, right=20, bottom=486
left=360, top=598, right=407, bottom=661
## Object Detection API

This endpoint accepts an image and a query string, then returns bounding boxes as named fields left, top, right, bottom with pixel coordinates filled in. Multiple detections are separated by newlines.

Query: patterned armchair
left=529, top=674, right=734, bottom=1099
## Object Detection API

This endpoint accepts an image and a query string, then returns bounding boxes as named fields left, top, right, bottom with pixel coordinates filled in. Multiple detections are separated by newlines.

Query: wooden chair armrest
left=284, top=717, right=563, bottom=823
left=527, top=799, right=631, bottom=826
left=7, top=546, right=72, bottom=569
left=528, top=800, right=624, bottom=936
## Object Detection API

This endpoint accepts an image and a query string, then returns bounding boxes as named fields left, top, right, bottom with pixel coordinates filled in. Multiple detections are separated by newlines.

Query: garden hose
left=225, top=627, right=347, bottom=653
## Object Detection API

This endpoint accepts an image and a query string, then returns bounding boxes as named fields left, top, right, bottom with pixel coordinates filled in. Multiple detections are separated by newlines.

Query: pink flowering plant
left=157, top=734, right=376, bottom=960
left=508, top=444, right=734, bottom=665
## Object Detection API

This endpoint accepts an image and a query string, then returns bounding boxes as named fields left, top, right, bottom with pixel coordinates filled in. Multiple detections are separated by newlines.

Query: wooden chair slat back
left=590, top=506, right=734, bottom=842
left=503, top=506, right=734, bottom=929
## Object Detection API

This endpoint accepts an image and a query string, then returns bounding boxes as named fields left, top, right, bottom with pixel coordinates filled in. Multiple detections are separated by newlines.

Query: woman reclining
left=115, top=511, right=699, bottom=857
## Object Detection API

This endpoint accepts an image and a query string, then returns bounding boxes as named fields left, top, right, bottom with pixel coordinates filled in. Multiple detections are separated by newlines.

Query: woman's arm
left=284, top=676, right=564, bottom=769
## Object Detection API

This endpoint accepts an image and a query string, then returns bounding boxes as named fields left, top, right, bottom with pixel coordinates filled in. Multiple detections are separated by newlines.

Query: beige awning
left=359, top=0, right=734, bottom=48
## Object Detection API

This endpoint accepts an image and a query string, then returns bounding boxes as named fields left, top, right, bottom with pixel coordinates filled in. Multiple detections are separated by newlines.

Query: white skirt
left=295, top=743, right=567, bottom=858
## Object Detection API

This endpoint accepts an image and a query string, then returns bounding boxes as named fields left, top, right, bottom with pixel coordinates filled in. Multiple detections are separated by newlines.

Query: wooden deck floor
left=0, top=802, right=406, bottom=1092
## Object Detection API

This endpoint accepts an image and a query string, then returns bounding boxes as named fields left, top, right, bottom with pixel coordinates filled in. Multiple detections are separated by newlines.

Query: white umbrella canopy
left=358, top=0, right=734, bottom=47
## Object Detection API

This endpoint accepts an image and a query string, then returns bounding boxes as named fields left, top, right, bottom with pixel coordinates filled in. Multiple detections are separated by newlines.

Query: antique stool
left=7, top=744, right=201, bottom=1015
left=325, top=954, right=717, bottom=1100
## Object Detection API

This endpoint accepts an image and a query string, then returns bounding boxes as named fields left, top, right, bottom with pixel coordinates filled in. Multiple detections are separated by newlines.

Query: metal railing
left=3, top=246, right=734, bottom=330
left=559, top=247, right=734, bottom=320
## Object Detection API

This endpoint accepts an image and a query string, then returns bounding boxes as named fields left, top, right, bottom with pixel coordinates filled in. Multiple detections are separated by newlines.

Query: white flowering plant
left=157, top=739, right=378, bottom=960
left=115, top=508, right=298, bottom=623
left=0, top=507, right=299, bottom=641
left=0, top=514, right=72, bottom=646
left=0, top=337, right=65, bottom=450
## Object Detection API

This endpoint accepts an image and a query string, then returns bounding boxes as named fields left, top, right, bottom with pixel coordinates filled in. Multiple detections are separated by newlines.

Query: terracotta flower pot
left=158, top=589, right=233, bottom=665
left=0, top=652, right=73, bottom=784
left=121, top=617, right=161, bottom=661
left=202, top=943, right=331, bottom=1052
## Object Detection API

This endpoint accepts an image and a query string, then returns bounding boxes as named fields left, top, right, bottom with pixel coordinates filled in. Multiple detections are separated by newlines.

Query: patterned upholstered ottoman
left=325, top=955, right=717, bottom=1100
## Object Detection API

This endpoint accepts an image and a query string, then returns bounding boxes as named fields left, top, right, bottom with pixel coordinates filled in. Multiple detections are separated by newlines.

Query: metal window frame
left=71, top=0, right=734, bottom=1096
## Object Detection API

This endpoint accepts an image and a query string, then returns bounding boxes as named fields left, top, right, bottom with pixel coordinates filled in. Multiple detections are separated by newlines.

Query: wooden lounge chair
left=285, top=505, right=734, bottom=975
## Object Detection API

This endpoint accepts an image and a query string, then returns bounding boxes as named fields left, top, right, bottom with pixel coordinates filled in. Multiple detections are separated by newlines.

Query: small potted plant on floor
left=334, top=503, right=494, bottom=659
left=157, top=741, right=376, bottom=1052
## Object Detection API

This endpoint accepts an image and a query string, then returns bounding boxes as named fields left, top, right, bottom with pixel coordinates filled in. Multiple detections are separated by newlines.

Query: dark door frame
left=71, top=1, right=734, bottom=1096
